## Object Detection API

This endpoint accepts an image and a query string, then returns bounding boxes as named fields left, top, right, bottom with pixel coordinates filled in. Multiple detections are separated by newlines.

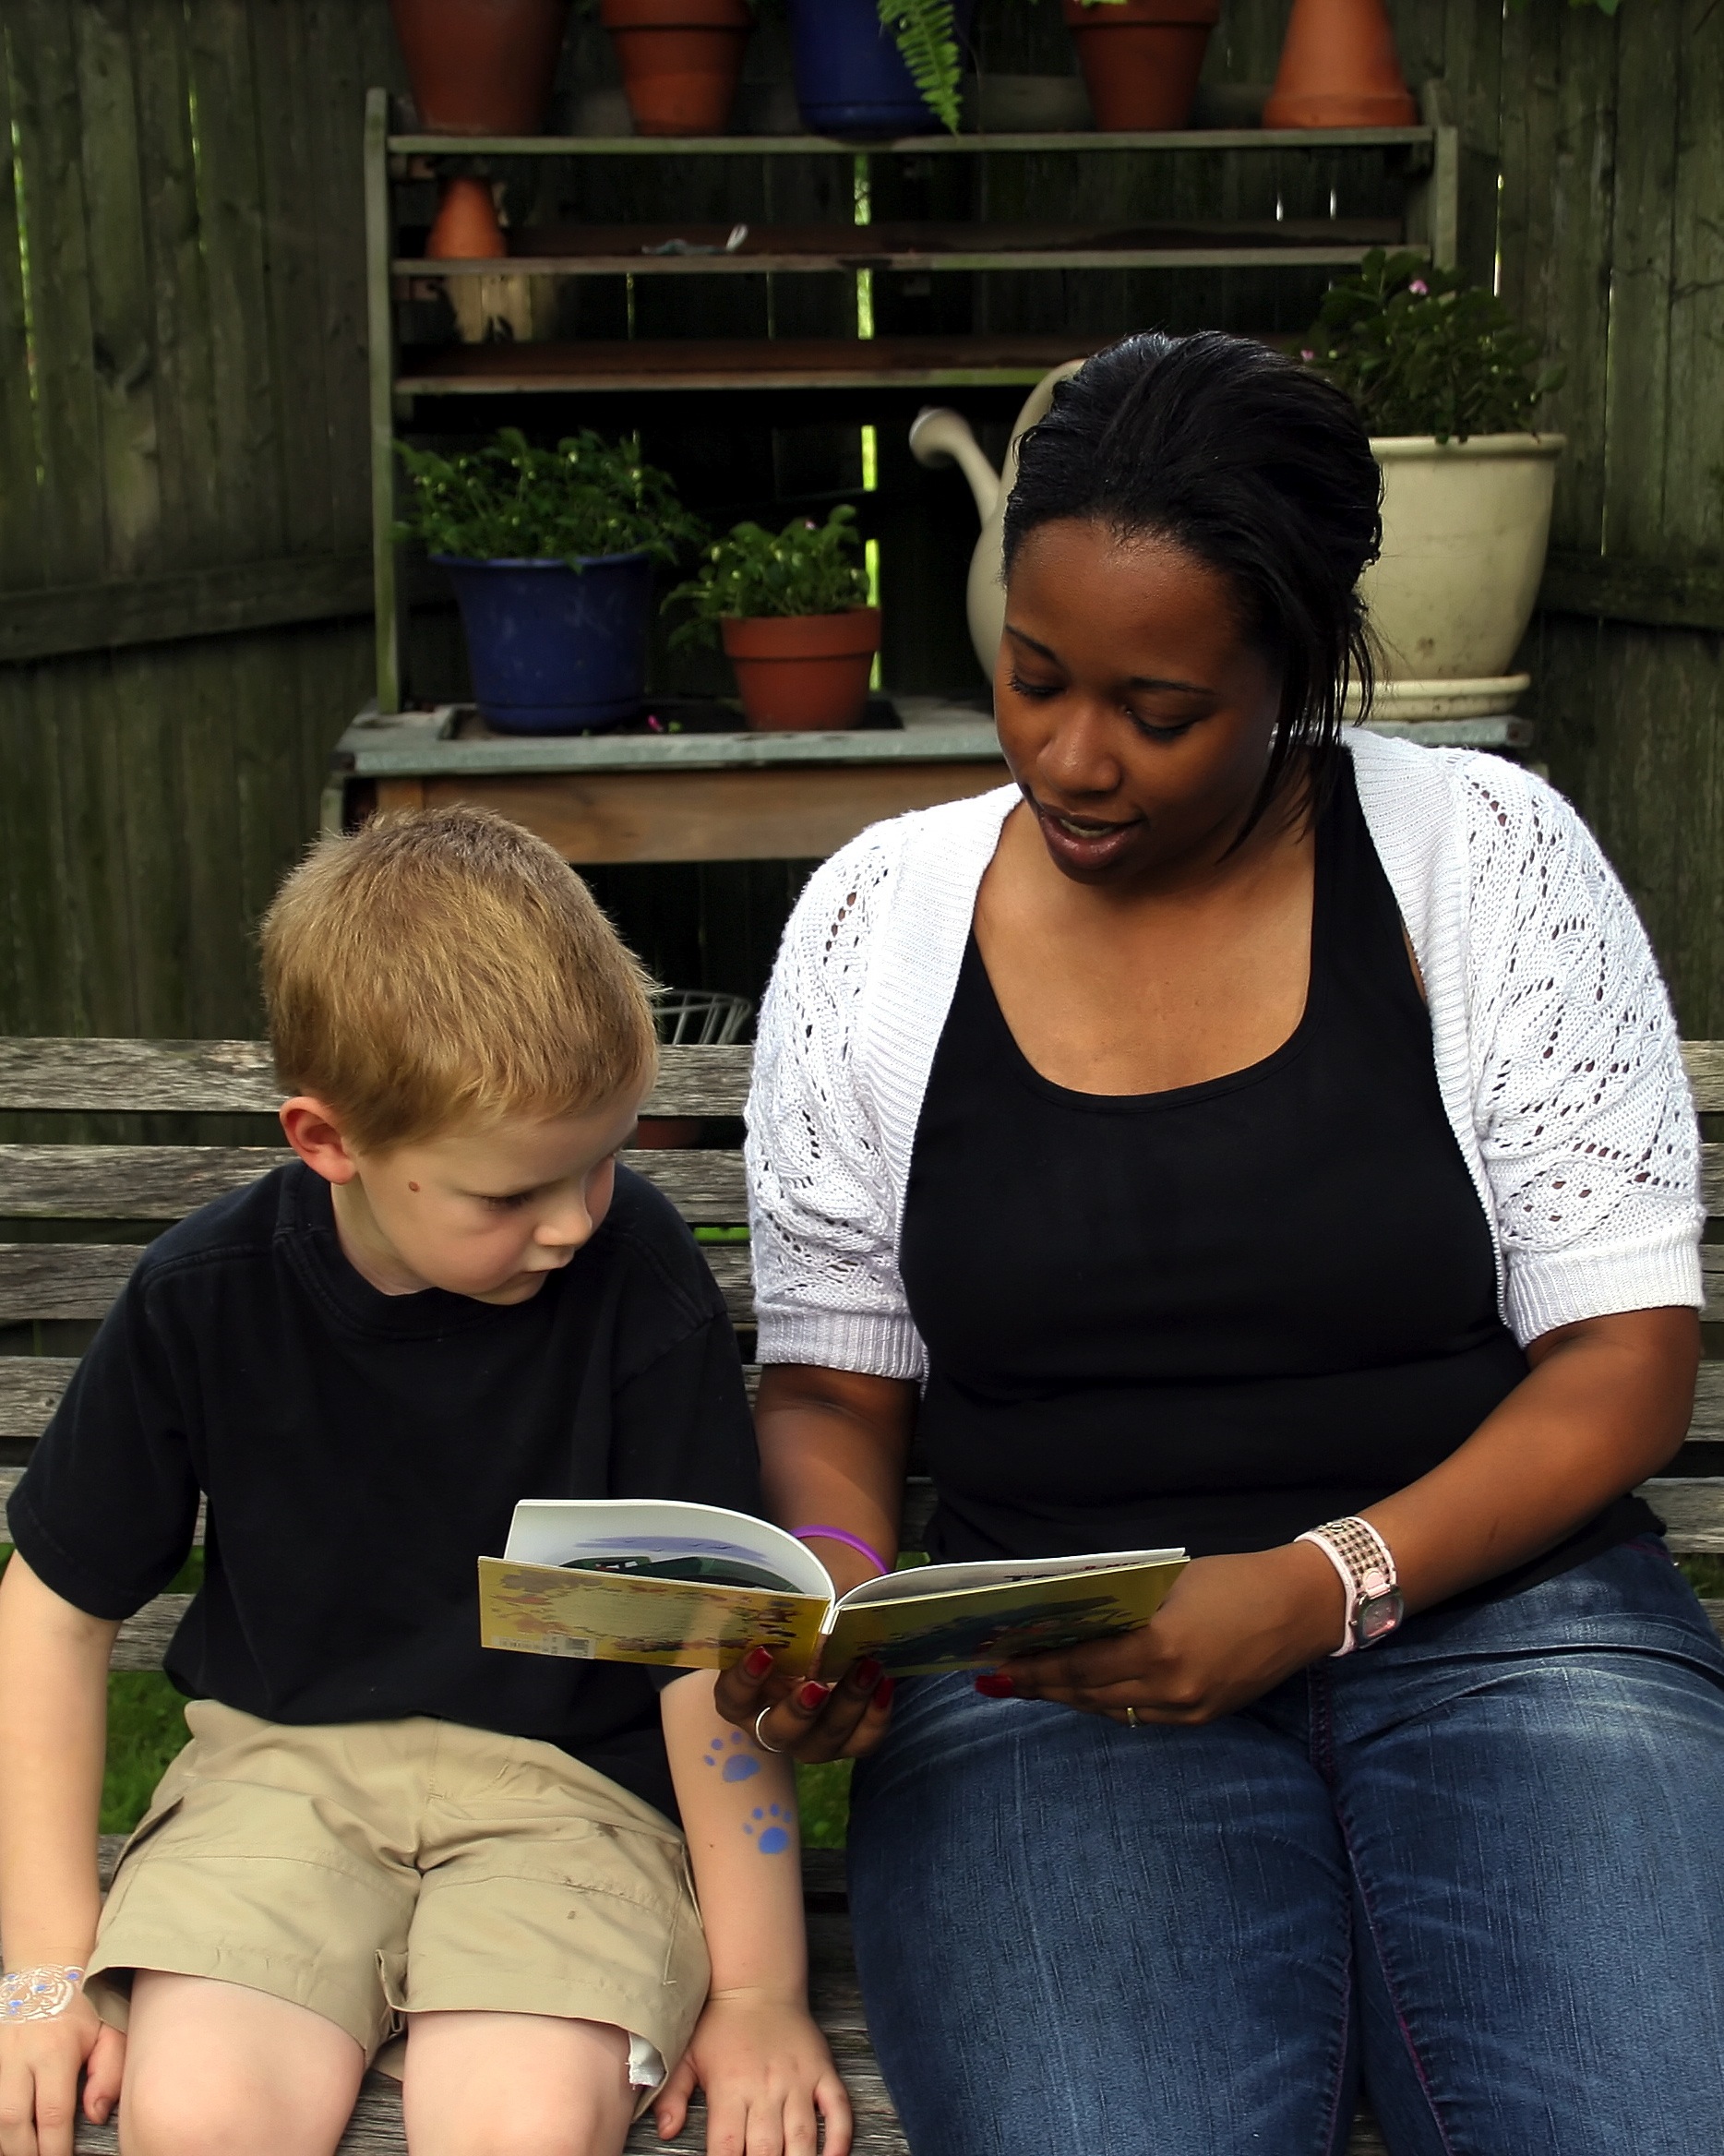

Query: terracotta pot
left=1061, top=0, right=1221, bottom=133
left=721, top=610, right=882, bottom=731
left=389, top=0, right=571, bottom=135
left=1262, top=0, right=1417, bottom=128
left=425, top=176, right=507, bottom=258
left=600, top=0, right=752, bottom=138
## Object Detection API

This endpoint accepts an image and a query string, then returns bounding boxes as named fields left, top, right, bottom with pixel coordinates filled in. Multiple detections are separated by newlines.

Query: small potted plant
left=1305, top=248, right=1565, bottom=689
left=667, top=505, right=881, bottom=730
left=395, top=427, right=703, bottom=733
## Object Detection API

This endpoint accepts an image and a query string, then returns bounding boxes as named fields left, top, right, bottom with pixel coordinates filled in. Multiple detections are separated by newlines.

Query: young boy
left=0, top=808, right=850, bottom=2156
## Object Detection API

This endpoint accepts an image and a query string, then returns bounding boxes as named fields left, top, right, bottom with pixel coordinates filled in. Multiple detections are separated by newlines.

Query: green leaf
left=880, top=0, right=963, bottom=134
left=664, top=505, right=873, bottom=645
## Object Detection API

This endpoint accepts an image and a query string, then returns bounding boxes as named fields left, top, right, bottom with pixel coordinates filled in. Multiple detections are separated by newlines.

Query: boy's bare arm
left=653, top=1671, right=851, bottom=2156
left=0, top=1552, right=126, bottom=2156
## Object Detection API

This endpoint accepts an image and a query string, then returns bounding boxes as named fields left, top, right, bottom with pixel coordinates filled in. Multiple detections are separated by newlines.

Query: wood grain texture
left=1639, top=1479, right=1724, bottom=1555
left=377, top=761, right=1010, bottom=868
left=0, top=1359, right=79, bottom=1437
left=0, top=552, right=376, bottom=664
left=0, top=1040, right=751, bottom=1118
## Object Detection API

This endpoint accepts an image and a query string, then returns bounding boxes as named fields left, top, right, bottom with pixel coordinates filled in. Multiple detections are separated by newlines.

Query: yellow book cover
left=478, top=1500, right=1187, bottom=1680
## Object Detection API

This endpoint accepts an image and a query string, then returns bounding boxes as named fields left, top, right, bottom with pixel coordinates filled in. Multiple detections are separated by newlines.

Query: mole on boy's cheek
left=408, top=1181, right=420, bottom=1192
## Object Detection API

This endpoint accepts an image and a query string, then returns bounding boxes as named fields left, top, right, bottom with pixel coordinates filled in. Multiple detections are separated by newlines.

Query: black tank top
left=899, top=760, right=1654, bottom=1594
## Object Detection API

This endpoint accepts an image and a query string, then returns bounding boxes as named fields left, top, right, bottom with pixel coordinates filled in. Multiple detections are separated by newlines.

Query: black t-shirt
left=899, top=758, right=1655, bottom=1597
left=7, top=1160, right=760, bottom=1823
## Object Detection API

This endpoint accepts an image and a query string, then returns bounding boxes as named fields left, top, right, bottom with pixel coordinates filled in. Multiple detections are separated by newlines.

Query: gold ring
left=1124, top=1706, right=1140, bottom=1729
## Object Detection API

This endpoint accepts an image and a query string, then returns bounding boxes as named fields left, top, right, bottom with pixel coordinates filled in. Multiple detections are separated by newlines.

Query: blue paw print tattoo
left=743, top=1803, right=791, bottom=1855
left=704, top=1730, right=761, bottom=1783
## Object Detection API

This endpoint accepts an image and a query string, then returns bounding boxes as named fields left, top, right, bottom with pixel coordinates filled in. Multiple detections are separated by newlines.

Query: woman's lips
left=1032, top=797, right=1142, bottom=869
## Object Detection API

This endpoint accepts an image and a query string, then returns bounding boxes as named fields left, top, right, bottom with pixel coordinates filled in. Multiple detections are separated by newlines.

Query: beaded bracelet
left=791, top=1525, right=891, bottom=1577
left=0, top=1967, right=84, bottom=2023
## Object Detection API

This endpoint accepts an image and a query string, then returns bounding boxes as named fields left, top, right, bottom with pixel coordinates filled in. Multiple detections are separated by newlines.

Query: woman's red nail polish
left=797, top=1680, right=832, bottom=1711
left=742, top=1646, right=773, bottom=1679
left=853, top=1657, right=883, bottom=1690
left=873, top=1676, right=896, bottom=1707
left=975, top=1672, right=1015, bottom=1697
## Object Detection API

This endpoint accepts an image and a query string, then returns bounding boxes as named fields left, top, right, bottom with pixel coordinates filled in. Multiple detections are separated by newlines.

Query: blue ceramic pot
left=789, top=0, right=976, bottom=138
left=435, top=551, right=654, bottom=734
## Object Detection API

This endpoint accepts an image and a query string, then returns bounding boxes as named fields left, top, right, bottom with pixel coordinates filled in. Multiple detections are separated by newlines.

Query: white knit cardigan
left=745, top=731, right=1703, bottom=1380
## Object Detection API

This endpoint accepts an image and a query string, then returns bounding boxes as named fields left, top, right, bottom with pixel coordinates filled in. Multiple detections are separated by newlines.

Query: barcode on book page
left=508, top=1635, right=595, bottom=1659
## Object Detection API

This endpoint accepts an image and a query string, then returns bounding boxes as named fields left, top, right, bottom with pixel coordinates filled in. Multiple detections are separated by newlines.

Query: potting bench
left=365, top=83, right=1460, bottom=712
left=324, top=702, right=1533, bottom=858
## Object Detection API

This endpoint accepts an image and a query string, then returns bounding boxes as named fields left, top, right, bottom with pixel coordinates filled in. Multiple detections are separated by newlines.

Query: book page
left=503, top=1498, right=833, bottom=1598
left=478, top=1556, right=827, bottom=1673
left=819, top=1556, right=1187, bottom=1679
left=834, top=1546, right=1188, bottom=1610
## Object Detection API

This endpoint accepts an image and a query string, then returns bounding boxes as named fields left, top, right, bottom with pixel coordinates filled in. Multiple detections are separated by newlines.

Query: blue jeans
left=846, top=1542, right=1724, bottom=2155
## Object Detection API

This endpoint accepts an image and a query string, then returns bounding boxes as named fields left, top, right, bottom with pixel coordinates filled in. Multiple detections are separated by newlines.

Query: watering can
left=908, top=360, right=1087, bottom=679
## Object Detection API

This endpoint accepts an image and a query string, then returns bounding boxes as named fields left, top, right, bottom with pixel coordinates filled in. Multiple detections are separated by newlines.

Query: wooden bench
left=0, top=1035, right=1718, bottom=2156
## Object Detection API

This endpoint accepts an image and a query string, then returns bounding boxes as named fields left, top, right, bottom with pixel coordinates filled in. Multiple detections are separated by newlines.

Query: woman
left=721, top=333, right=1724, bottom=2154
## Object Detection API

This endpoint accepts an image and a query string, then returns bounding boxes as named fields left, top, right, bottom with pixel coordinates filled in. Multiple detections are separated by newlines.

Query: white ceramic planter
left=1362, top=435, right=1564, bottom=681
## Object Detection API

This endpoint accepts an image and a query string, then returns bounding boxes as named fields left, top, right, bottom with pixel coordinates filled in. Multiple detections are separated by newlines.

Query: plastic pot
left=389, top=0, right=571, bottom=135
left=721, top=610, right=882, bottom=731
left=1360, top=436, right=1565, bottom=680
left=789, top=0, right=977, bottom=139
left=1262, top=0, right=1417, bottom=128
left=600, top=0, right=752, bottom=137
left=1061, top=0, right=1221, bottom=132
left=435, top=553, right=655, bottom=733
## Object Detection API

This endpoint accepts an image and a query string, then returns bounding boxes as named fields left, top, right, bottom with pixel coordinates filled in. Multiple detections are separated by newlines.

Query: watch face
left=1356, top=1589, right=1405, bottom=1646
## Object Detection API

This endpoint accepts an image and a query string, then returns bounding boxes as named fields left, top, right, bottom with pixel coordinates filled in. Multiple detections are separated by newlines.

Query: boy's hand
left=652, top=1990, right=851, bottom=2156
left=0, top=1998, right=124, bottom=2156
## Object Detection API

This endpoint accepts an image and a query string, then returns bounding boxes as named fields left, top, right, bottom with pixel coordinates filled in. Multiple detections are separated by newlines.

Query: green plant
left=1303, top=249, right=1562, bottom=442
left=393, top=427, right=703, bottom=566
left=665, top=505, right=872, bottom=643
left=879, top=0, right=1128, bottom=135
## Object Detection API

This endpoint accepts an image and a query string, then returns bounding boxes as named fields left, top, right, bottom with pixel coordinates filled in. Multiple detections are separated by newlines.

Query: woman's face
left=994, top=518, right=1286, bottom=889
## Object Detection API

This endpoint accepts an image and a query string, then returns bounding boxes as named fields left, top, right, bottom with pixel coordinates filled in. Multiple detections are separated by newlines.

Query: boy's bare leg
left=402, top=2013, right=636, bottom=2156
left=119, top=1972, right=365, bottom=2156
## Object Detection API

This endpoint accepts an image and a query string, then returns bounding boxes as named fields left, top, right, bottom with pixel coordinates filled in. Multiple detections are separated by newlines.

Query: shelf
left=399, top=216, right=1407, bottom=279
left=389, top=127, right=1436, bottom=158
left=395, top=335, right=1109, bottom=395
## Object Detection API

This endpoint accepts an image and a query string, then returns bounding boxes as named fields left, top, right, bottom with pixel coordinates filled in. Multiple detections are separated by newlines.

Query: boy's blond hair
left=261, top=807, right=657, bottom=1154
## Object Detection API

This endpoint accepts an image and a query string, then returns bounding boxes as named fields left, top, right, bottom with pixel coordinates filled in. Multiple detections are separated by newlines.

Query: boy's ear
left=280, top=1096, right=361, bottom=1185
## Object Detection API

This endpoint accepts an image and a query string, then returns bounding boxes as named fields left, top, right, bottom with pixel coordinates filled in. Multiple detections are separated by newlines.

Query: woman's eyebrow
left=1005, top=622, right=1209, bottom=694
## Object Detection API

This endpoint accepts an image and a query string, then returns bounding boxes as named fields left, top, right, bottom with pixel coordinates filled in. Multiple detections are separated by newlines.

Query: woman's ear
left=280, top=1096, right=361, bottom=1184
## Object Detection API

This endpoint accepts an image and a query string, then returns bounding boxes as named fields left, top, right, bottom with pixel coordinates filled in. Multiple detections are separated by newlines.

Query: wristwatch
left=1295, top=1515, right=1404, bottom=1656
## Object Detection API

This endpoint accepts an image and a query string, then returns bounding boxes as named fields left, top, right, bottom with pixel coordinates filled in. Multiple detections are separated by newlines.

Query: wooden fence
left=0, top=0, right=1719, bottom=1037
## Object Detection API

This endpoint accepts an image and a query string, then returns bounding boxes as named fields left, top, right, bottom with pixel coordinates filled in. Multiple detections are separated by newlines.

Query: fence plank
left=73, top=0, right=164, bottom=580
left=0, top=42, right=44, bottom=591
left=1659, top=0, right=1724, bottom=560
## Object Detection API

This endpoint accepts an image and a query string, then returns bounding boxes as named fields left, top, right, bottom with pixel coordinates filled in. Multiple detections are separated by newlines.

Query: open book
left=478, top=1499, right=1187, bottom=1680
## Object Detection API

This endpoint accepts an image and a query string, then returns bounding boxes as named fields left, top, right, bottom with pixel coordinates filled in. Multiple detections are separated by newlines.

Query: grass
left=7, top=1548, right=1718, bottom=1847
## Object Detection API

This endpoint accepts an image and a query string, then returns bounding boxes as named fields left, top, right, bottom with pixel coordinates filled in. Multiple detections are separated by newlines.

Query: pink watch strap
left=791, top=1526, right=891, bottom=1577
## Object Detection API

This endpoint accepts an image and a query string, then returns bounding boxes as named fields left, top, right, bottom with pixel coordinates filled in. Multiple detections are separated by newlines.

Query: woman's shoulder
left=1346, top=729, right=1600, bottom=890
left=782, top=783, right=1018, bottom=953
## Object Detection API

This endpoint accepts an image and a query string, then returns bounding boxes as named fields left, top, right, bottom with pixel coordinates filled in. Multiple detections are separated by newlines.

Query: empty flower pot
left=1263, top=0, right=1418, bottom=128
left=1061, top=0, right=1222, bottom=132
left=389, top=0, right=571, bottom=134
left=721, top=610, right=882, bottom=731
left=601, top=0, right=752, bottom=137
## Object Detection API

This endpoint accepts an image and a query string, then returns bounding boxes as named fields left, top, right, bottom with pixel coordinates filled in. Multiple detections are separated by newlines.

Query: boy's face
left=281, top=1088, right=646, bottom=1305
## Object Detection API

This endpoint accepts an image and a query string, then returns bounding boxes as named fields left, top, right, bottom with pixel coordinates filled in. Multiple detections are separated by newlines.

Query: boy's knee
left=119, top=2058, right=348, bottom=2156
left=443, top=2084, right=635, bottom=2156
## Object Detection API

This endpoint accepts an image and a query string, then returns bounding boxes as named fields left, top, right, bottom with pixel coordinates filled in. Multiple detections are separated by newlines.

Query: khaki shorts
left=88, top=1702, right=708, bottom=2089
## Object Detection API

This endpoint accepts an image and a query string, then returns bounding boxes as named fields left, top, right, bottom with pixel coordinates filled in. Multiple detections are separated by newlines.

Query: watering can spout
left=909, top=406, right=1002, bottom=521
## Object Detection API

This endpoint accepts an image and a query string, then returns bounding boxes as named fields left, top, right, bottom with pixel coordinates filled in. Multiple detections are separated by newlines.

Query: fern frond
left=879, top=0, right=963, bottom=134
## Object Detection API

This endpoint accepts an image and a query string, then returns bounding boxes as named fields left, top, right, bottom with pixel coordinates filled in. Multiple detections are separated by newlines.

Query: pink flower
left=1300, top=347, right=1315, bottom=360
left=1408, top=278, right=1429, bottom=295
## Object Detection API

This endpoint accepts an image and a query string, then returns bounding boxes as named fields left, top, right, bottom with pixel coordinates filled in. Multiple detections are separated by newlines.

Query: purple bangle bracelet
left=791, top=1525, right=891, bottom=1576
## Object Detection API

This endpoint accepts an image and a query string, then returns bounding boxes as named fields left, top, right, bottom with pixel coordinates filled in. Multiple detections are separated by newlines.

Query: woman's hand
left=0, top=1998, right=124, bottom=2156
left=652, top=1990, right=852, bottom=2155
left=987, top=1543, right=1346, bottom=1726
left=712, top=1647, right=896, bottom=1763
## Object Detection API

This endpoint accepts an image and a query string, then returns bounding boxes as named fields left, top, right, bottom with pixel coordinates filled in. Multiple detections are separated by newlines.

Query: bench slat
left=0, top=1357, right=80, bottom=1436
left=0, top=1240, right=757, bottom=1331
left=0, top=1040, right=751, bottom=1119
left=1686, top=1039, right=1724, bottom=1112
left=0, top=1145, right=748, bottom=1223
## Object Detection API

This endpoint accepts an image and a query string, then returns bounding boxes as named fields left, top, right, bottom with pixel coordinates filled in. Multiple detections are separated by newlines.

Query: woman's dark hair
left=1001, top=331, right=1383, bottom=831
